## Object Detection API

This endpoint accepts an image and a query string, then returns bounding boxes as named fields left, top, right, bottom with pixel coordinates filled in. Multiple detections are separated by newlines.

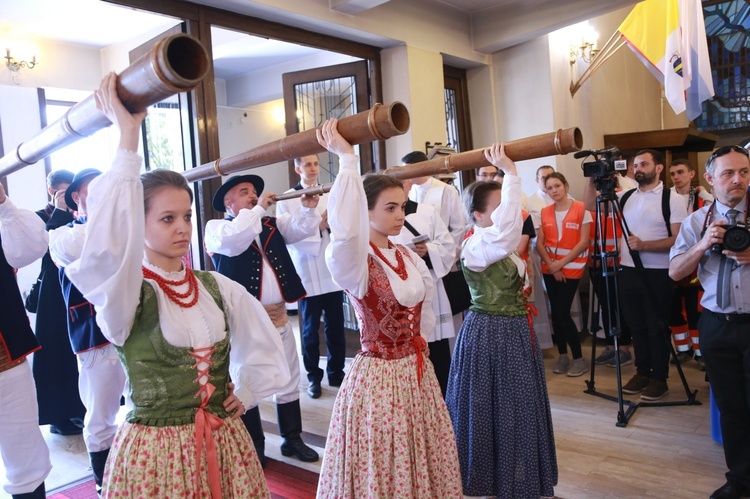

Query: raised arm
left=65, top=73, right=148, bottom=345
left=317, top=119, right=369, bottom=297
left=462, top=144, right=523, bottom=271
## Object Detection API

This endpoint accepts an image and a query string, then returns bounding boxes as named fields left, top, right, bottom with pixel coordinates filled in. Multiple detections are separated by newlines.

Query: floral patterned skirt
left=317, top=353, right=463, bottom=499
left=102, top=416, right=269, bottom=498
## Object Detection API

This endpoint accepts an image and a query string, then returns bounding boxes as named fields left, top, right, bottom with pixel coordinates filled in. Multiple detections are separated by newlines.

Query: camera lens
left=724, top=226, right=750, bottom=252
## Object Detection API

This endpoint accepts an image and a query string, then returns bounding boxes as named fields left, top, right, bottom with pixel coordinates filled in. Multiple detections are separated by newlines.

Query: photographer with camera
left=669, top=145, right=750, bottom=499
left=584, top=149, right=687, bottom=401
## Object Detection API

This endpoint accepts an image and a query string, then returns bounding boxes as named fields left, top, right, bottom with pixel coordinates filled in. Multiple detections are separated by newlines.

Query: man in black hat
left=50, top=168, right=127, bottom=493
left=29, top=169, right=86, bottom=437
left=205, top=175, right=321, bottom=465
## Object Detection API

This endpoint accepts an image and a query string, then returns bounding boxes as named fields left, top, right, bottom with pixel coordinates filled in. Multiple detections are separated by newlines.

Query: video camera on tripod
left=575, top=146, right=628, bottom=199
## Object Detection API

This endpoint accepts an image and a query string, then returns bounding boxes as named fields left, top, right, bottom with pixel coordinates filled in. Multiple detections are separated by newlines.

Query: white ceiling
left=0, top=0, right=635, bottom=76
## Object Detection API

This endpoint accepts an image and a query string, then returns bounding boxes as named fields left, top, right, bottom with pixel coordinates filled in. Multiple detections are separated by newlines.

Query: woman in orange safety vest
left=536, top=172, right=592, bottom=377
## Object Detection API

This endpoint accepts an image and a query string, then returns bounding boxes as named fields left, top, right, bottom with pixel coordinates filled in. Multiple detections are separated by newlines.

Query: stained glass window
left=697, top=0, right=750, bottom=131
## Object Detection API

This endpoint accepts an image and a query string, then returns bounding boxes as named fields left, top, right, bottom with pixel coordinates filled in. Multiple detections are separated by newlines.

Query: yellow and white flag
left=619, top=0, right=715, bottom=119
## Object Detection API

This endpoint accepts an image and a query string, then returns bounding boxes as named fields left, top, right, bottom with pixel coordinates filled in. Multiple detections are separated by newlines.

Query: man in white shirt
left=585, top=149, right=687, bottom=401
left=277, top=154, right=346, bottom=400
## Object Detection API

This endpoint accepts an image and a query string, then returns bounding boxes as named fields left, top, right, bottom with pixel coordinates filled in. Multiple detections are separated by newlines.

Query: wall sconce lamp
left=569, top=32, right=599, bottom=65
left=5, top=48, right=38, bottom=71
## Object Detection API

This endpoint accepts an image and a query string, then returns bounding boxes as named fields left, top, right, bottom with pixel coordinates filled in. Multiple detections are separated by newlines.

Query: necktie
left=716, top=209, right=740, bottom=309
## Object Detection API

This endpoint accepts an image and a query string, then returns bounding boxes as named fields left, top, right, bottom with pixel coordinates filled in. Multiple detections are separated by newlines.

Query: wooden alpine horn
left=182, top=102, right=410, bottom=183
left=0, top=33, right=210, bottom=178
left=274, top=127, right=583, bottom=201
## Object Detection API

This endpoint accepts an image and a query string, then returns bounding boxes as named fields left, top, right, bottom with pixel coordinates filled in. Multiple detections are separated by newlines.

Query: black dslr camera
left=712, top=221, right=750, bottom=253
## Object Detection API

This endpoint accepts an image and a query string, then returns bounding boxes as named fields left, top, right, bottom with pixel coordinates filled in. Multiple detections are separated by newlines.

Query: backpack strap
left=619, top=187, right=671, bottom=236
left=662, top=187, right=672, bottom=237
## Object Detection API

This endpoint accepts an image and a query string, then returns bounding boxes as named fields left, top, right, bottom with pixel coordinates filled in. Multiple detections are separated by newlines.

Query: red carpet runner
left=47, top=459, right=319, bottom=498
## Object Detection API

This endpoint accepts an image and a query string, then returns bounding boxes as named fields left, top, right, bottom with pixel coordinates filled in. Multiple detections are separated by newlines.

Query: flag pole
left=570, top=31, right=626, bottom=97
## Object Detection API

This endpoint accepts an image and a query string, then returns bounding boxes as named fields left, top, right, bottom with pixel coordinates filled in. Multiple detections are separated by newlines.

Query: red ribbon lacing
left=189, top=346, right=223, bottom=499
left=412, top=335, right=428, bottom=386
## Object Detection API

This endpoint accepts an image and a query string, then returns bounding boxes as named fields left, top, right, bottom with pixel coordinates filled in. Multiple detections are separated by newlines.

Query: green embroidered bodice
left=115, top=271, right=231, bottom=426
left=462, top=256, right=527, bottom=316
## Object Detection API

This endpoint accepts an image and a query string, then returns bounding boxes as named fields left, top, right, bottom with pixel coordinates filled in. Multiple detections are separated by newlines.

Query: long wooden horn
left=182, top=102, right=410, bottom=183
left=0, top=33, right=210, bottom=178
left=274, top=127, right=583, bottom=201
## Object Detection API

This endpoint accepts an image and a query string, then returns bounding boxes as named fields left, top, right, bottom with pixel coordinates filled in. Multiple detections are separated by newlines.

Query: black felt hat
left=65, top=168, right=102, bottom=212
left=212, top=174, right=265, bottom=212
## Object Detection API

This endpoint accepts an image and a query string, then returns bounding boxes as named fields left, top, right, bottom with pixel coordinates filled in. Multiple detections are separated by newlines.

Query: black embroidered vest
left=211, top=216, right=306, bottom=302
left=0, top=234, right=40, bottom=361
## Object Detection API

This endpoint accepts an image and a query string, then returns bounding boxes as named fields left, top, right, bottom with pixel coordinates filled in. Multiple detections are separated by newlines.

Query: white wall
left=216, top=100, right=290, bottom=204
left=224, top=51, right=360, bottom=107
left=0, top=85, right=48, bottom=296
left=382, top=45, right=447, bottom=167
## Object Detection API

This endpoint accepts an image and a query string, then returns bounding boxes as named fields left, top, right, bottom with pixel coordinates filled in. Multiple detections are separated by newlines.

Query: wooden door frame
left=282, top=60, right=372, bottom=185
left=103, top=0, right=383, bottom=269
left=443, top=65, right=473, bottom=187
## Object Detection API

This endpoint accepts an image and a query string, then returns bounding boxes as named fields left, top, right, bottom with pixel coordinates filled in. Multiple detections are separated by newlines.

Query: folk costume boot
left=241, top=406, right=267, bottom=467
left=89, top=448, right=110, bottom=494
left=12, top=483, right=45, bottom=499
left=277, top=399, right=319, bottom=462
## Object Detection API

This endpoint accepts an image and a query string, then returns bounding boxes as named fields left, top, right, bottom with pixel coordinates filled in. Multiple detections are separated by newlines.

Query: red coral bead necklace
left=369, top=241, right=409, bottom=280
left=142, top=265, right=200, bottom=308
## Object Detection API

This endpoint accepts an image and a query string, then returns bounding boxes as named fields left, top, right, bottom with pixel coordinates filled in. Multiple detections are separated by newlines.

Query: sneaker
left=607, top=349, right=634, bottom=368
left=622, top=374, right=650, bottom=394
left=567, top=358, right=589, bottom=377
left=552, top=356, right=570, bottom=374
left=671, top=350, right=693, bottom=365
left=595, top=348, right=616, bottom=365
left=695, top=356, right=706, bottom=371
left=641, top=379, right=669, bottom=401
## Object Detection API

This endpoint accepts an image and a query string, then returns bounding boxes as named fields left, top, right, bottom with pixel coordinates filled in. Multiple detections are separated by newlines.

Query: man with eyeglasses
left=670, top=145, right=750, bottom=499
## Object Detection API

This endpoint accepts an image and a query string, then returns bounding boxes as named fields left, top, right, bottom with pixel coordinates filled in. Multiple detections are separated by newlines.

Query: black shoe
left=308, top=380, right=322, bottom=399
left=11, top=482, right=45, bottom=499
left=710, top=481, right=749, bottom=499
left=280, top=437, right=319, bottom=462
left=50, top=420, right=83, bottom=436
left=328, top=374, right=344, bottom=387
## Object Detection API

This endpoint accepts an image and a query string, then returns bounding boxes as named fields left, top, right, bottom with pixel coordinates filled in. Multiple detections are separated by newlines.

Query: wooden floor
left=1, top=330, right=726, bottom=499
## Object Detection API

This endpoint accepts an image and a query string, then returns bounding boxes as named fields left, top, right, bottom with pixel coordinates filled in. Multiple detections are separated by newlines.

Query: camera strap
left=700, top=195, right=750, bottom=237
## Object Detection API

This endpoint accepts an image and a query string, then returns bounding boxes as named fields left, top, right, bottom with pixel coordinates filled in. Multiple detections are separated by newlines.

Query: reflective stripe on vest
left=588, top=211, right=621, bottom=261
left=541, top=200, right=588, bottom=279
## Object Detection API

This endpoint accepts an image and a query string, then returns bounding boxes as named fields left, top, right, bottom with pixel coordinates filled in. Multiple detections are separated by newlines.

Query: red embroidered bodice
left=346, top=253, right=428, bottom=380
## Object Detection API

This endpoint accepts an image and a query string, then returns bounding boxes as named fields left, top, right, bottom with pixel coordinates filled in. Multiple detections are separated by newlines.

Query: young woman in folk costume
left=537, top=172, right=592, bottom=377
left=64, top=73, right=290, bottom=498
left=446, top=144, right=558, bottom=499
left=315, top=119, right=463, bottom=498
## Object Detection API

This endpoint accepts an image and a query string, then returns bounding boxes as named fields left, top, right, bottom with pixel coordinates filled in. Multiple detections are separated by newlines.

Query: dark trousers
left=670, top=284, right=701, bottom=330
left=618, top=267, right=674, bottom=381
left=298, top=291, right=346, bottom=383
left=428, top=338, right=451, bottom=398
left=590, top=266, right=632, bottom=346
left=699, top=310, right=750, bottom=489
left=543, top=274, right=582, bottom=359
